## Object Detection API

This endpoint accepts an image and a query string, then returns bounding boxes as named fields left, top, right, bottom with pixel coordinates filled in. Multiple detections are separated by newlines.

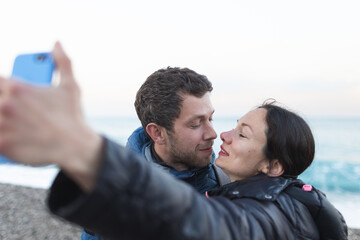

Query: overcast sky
left=1, top=0, right=359, bottom=118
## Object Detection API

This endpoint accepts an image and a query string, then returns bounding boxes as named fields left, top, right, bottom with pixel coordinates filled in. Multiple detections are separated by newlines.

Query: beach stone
left=0, top=183, right=81, bottom=240
left=349, top=229, right=360, bottom=240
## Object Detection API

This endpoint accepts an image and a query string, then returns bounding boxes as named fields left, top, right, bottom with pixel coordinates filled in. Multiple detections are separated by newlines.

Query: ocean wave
left=300, top=160, right=360, bottom=193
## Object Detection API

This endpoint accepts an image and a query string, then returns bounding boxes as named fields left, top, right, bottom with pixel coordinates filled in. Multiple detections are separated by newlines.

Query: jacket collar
left=207, top=174, right=299, bottom=201
left=126, top=127, right=150, bottom=154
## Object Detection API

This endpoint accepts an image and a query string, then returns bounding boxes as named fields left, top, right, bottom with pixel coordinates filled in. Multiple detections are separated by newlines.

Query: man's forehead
left=177, top=93, right=214, bottom=121
left=180, top=92, right=212, bottom=105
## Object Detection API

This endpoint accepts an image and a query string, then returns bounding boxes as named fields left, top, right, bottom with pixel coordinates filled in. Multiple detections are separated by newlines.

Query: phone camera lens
left=36, top=54, right=47, bottom=62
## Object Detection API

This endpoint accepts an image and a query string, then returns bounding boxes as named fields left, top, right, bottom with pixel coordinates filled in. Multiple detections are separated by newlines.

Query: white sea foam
left=0, top=164, right=58, bottom=189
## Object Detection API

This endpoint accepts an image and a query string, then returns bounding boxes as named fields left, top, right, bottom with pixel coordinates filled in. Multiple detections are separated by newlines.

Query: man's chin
left=196, top=156, right=213, bottom=167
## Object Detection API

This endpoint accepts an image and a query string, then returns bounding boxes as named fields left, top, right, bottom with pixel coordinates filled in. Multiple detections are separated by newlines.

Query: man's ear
left=267, top=159, right=284, bottom=177
left=146, top=123, right=166, bottom=145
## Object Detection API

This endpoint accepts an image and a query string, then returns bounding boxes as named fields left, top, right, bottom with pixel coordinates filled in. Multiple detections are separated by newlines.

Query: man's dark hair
left=135, top=67, right=213, bottom=132
left=259, top=101, right=315, bottom=177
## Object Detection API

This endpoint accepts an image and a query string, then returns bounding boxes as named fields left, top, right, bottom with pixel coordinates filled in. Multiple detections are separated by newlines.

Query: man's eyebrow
left=187, top=110, right=215, bottom=122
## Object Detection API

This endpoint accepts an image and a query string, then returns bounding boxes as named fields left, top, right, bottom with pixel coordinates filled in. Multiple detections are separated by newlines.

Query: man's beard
left=168, top=133, right=213, bottom=169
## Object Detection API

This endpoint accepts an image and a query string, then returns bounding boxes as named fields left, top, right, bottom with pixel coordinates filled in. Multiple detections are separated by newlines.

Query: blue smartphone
left=11, top=52, right=55, bottom=86
left=0, top=52, right=55, bottom=164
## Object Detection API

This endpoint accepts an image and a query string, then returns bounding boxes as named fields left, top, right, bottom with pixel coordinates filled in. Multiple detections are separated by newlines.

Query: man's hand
left=0, top=42, right=102, bottom=191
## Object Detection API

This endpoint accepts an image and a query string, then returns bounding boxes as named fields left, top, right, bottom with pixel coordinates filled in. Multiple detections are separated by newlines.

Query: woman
left=46, top=101, right=347, bottom=240
left=210, top=102, right=347, bottom=239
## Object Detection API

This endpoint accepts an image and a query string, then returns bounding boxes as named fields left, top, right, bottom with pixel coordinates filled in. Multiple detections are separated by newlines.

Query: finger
left=0, top=76, right=21, bottom=100
left=52, top=42, right=77, bottom=89
left=0, top=76, right=4, bottom=95
left=0, top=76, right=10, bottom=95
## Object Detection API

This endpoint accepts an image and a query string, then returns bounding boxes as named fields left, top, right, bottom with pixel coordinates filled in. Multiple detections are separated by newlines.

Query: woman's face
left=215, top=108, right=270, bottom=182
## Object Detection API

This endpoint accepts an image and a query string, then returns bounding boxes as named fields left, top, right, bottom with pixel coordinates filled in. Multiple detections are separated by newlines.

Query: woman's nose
left=220, top=130, right=233, bottom=144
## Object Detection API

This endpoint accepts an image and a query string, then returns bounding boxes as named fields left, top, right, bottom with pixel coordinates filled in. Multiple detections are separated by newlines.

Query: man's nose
left=204, top=122, right=217, bottom=140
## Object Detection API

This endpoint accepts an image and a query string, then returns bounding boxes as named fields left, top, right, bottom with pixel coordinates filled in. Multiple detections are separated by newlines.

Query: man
left=130, top=67, right=229, bottom=189
left=82, top=68, right=229, bottom=239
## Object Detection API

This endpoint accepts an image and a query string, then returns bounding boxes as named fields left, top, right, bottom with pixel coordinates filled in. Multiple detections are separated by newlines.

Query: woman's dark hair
left=259, top=100, right=315, bottom=177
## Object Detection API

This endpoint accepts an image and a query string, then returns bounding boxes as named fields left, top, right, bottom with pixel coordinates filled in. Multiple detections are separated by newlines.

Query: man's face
left=164, top=92, right=217, bottom=170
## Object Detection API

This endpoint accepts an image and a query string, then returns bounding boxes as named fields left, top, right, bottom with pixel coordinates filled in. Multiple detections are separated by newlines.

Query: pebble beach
left=0, top=183, right=359, bottom=240
left=0, top=183, right=81, bottom=240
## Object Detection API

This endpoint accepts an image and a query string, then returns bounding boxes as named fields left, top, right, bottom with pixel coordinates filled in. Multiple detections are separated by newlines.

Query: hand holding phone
left=0, top=52, right=55, bottom=164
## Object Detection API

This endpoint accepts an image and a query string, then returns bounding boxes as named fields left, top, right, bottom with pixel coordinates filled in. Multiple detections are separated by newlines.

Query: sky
left=0, top=0, right=359, bottom=118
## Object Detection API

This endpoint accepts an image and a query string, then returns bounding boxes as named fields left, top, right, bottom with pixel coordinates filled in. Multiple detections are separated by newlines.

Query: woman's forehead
left=237, top=109, right=267, bottom=125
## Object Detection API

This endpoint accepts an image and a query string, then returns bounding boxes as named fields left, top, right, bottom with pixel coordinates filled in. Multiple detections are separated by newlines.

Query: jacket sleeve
left=47, top=137, right=291, bottom=240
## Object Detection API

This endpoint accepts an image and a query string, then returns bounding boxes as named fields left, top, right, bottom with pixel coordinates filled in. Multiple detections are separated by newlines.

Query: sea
left=0, top=116, right=359, bottom=228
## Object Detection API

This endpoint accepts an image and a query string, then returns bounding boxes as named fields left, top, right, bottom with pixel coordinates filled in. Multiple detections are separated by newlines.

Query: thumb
left=52, top=42, right=77, bottom=89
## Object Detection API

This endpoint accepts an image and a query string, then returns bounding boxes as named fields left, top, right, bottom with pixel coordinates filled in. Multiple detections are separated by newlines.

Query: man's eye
left=191, top=124, right=200, bottom=129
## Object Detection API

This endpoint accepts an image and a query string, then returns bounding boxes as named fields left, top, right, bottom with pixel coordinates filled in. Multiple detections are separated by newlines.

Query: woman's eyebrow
left=236, top=120, right=253, bottom=133
left=241, top=123, right=253, bottom=133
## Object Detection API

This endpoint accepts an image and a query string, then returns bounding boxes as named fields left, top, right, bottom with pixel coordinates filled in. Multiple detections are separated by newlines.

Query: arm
left=51, top=137, right=315, bottom=239
left=48, top=137, right=241, bottom=240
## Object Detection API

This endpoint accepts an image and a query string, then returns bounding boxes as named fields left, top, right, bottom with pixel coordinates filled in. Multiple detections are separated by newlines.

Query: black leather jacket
left=207, top=175, right=348, bottom=239
left=48, top=137, right=347, bottom=240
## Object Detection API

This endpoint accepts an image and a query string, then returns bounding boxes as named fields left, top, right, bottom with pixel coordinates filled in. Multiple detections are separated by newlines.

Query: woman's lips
left=218, top=145, right=229, bottom=156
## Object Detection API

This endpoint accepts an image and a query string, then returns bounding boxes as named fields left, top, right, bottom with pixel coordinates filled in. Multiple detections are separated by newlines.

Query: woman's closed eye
left=239, top=132, right=247, bottom=138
